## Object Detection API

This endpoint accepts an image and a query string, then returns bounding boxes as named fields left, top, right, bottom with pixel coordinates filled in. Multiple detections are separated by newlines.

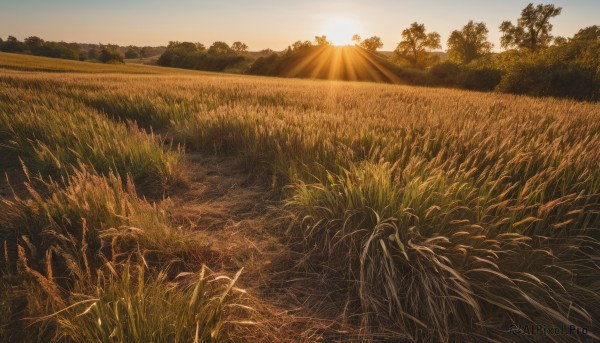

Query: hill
left=248, top=45, right=423, bottom=84
left=0, top=51, right=204, bottom=74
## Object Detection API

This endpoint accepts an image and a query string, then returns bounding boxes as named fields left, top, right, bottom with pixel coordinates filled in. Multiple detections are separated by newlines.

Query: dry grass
left=1, top=54, right=599, bottom=342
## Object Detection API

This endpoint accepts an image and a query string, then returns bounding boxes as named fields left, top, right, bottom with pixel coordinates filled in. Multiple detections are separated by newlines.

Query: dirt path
left=167, top=154, right=277, bottom=270
left=167, top=154, right=356, bottom=342
left=0, top=151, right=360, bottom=341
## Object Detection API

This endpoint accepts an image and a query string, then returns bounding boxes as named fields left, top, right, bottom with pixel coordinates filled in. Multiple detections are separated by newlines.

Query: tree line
left=1, top=3, right=597, bottom=100
left=249, top=3, right=599, bottom=100
left=0, top=36, right=165, bottom=63
left=156, top=41, right=253, bottom=72
left=375, top=3, right=597, bottom=100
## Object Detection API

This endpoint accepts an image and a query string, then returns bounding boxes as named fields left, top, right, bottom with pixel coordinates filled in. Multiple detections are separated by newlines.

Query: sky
left=0, top=0, right=598, bottom=51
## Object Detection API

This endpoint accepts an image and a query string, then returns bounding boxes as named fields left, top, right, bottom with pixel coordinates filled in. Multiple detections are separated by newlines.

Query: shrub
left=124, top=47, right=140, bottom=59
left=457, top=67, right=503, bottom=91
left=429, top=61, right=461, bottom=86
left=497, top=60, right=597, bottom=100
left=0, top=36, right=25, bottom=52
left=54, top=264, right=253, bottom=343
left=34, top=42, right=79, bottom=60
left=99, top=48, right=124, bottom=63
left=158, top=41, right=250, bottom=72
left=247, top=53, right=282, bottom=76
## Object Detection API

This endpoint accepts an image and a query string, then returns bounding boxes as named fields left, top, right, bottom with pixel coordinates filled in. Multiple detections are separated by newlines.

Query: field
left=1, top=53, right=599, bottom=342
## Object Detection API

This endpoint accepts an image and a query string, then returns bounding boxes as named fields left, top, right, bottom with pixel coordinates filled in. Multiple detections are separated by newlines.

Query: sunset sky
left=0, top=0, right=598, bottom=51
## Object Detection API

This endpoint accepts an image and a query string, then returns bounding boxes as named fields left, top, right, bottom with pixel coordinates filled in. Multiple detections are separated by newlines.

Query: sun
left=322, top=17, right=361, bottom=46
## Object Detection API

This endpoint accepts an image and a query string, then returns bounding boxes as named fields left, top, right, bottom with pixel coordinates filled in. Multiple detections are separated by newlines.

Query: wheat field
left=1, top=53, right=599, bottom=342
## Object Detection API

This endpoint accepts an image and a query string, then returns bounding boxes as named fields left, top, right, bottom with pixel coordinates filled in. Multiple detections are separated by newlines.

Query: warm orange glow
left=280, top=46, right=402, bottom=84
left=322, top=17, right=361, bottom=46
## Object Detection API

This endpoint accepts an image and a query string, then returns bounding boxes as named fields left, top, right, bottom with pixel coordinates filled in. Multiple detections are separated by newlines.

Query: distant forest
left=1, top=3, right=598, bottom=100
left=0, top=36, right=165, bottom=63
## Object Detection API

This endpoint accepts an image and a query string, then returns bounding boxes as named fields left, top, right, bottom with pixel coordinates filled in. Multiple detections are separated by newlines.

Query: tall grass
left=0, top=80, right=181, bottom=192
left=1, top=55, right=599, bottom=341
left=54, top=264, right=252, bottom=343
left=0, top=168, right=255, bottom=342
left=0, top=168, right=193, bottom=276
left=286, top=161, right=599, bottom=341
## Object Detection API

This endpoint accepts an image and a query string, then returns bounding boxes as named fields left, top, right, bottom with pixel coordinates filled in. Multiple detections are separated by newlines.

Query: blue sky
left=0, top=0, right=598, bottom=50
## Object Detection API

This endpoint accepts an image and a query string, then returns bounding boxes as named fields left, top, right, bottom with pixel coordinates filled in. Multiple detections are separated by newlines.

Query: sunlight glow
left=322, top=17, right=361, bottom=46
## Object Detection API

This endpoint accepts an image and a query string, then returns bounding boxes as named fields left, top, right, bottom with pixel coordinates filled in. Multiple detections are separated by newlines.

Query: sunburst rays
left=280, top=46, right=404, bottom=84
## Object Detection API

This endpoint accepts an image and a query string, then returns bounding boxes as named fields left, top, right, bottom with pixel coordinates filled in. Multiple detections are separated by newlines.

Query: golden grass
left=1, top=54, right=599, bottom=342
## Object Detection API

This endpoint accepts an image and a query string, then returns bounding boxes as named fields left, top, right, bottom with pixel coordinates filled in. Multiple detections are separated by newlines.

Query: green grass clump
left=54, top=264, right=253, bottom=343
left=0, top=168, right=194, bottom=281
left=0, top=106, right=181, bottom=192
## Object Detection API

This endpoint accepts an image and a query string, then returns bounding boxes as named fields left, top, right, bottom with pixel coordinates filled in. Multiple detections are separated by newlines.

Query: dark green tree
left=88, top=48, right=99, bottom=60
left=99, top=47, right=124, bottom=63
left=125, top=46, right=140, bottom=59
left=24, top=36, right=44, bottom=54
left=447, top=21, right=493, bottom=64
left=572, top=25, right=600, bottom=41
left=394, top=23, right=441, bottom=68
left=1, top=36, right=25, bottom=52
left=499, top=3, right=562, bottom=52
left=231, top=41, right=248, bottom=53
left=208, top=41, right=233, bottom=55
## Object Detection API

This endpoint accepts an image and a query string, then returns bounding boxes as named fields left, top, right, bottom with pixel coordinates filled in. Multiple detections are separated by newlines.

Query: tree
left=88, top=48, right=99, bottom=60
left=195, top=43, right=207, bottom=54
left=231, top=41, right=248, bottom=53
left=291, top=40, right=312, bottom=51
left=314, top=35, right=331, bottom=46
left=41, top=42, right=79, bottom=60
left=352, top=34, right=361, bottom=45
left=159, top=42, right=200, bottom=66
left=167, top=41, right=200, bottom=53
left=447, top=21, right=493, bottom=64
left=360, top=36, right=383, bottom=52
left=208, top=41, right=233, bottom=55
left=394, top=22, right=441, bottom=68
left=24, top=36, right=44, bottom=53
left=561, top=26, right=599, bottom=72
left=500, top=3, right=562, bottom=52
left=553, top=36, right=567, bottom=46
left=140, top=47, right=150, bottom=58
left=99, top=47, right=124, bottom=63
left=1, top=36, right=25, bottom=52
left=125, top=46, right=140, bottom=59
left=572, top=25, right=599, bottom=41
